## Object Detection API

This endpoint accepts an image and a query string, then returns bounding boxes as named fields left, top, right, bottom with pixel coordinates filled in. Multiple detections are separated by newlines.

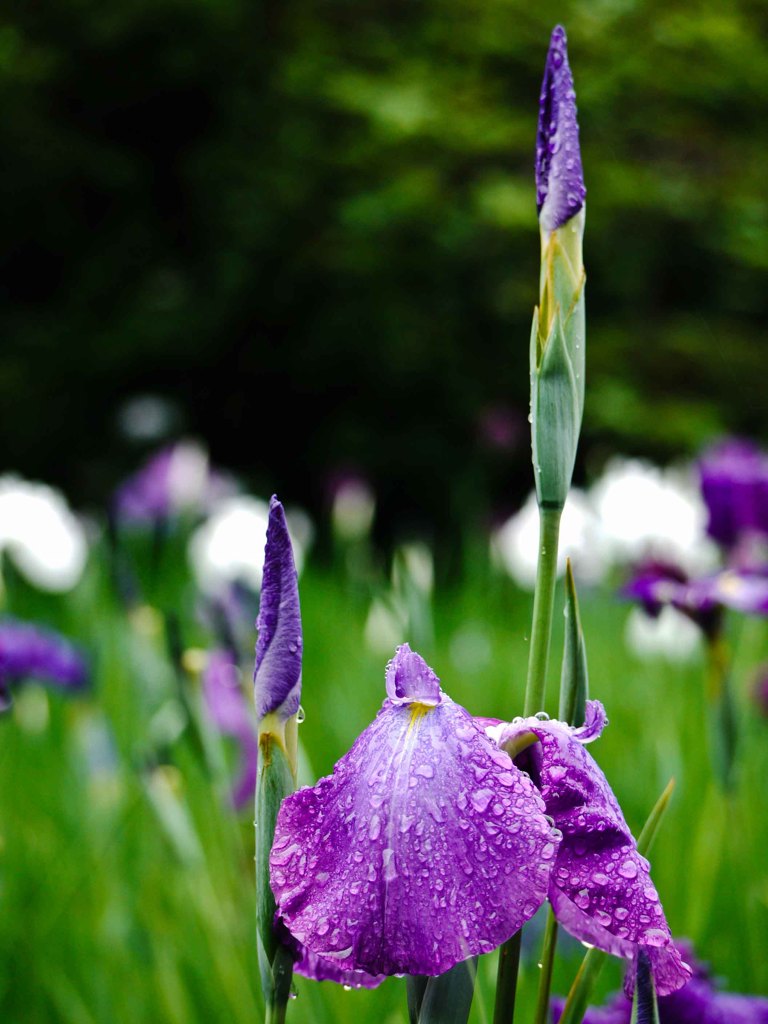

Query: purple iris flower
left=623, top=561, right=768, bottom=635
left=536, top=25, right=586, bottom=232
left=113, top=441, right=233, bottom=525
left=552, top=942, right=768, bottom=1023
left=0, top=618, right=88, bottom=710
left=202, top=649, right=258, bottom=810
left=699, top=439, right=768, bottom=550
left=270, top=644, right=560, bottom=978
left=254, top=497, right=302, bottom=722
left=621, top=561, right=722, bottom=639
left=489, top=703, right=690, bottom=997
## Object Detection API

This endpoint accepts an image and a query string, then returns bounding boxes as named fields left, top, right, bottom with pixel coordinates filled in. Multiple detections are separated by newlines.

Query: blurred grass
left=1, top=536, right=767, bottom=1023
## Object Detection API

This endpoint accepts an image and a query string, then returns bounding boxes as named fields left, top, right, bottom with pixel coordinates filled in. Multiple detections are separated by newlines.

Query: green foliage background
left=1, top=0, right=767, bottom=534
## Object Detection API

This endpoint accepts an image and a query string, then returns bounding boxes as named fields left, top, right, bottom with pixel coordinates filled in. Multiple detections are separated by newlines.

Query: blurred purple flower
left=113, top=441, right=234, bottom=525
left=699, top=439, right=768, bottom=551
left=622, top=561, right=722, bottom=639
left=490, top=703, right=690, bottom=997
left=202, top=648, right=257, bottom=810
left=0, top=618, right=88, bottom=710
left=536, top=25, right=586, bottom=232
left=552, top=941, right=768, bottom=1022
left=253, top=497, right=302, bottom=722
left=622, top=561, right=768, bottom=637
left=270, top=644, right=559, bottom=978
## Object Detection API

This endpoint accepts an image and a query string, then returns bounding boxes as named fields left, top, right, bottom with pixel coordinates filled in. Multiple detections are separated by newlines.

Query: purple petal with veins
left=253, top=496, right=302, bottom=721
left=536, top=25, right=586, bottom=232
left=271, top=644, right=559, bottom=977
left=491, top=701, right=690, bottom=996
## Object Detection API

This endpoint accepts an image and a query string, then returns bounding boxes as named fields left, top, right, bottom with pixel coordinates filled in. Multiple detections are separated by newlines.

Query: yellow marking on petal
left=407, top=701, right=434, bottom=734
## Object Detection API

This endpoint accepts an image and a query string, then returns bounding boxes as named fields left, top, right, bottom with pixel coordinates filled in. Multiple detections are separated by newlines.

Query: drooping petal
left=202, top=648, right=258, bottom=810
left=271, top=646, right=559, bottom=977
left=492, top=702, right=690, bottom=996
left=275, top=918, right=384, bottom=989
left=553, top=940, right=768, bottom=1024
left=536, top=25, right=586, bottom=232
left=253, top=496, right=302, bottom=721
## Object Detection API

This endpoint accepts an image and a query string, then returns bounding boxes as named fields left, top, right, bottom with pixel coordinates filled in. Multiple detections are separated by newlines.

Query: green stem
left=556, top=946, right=606, bottom=1024
left=524, top=505, right=563, bottom=716
left=493, top=930, right=522, bottom=1024
left=705, top=635, right=738, bottom=790
left=533, top=909, right=559, bottom=1024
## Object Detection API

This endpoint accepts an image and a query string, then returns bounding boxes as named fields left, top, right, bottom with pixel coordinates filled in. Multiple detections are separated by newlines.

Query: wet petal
left=272, top=654, right=558, bottom=977
left=253, top=496, right=302, bottom=721
left=494, top=702, right=690, bottom=996
left=276, top=918, right=384, bottom=989
left=385, top=643, right=442, bottom=705
left=536, top=25, right=586, bottom=232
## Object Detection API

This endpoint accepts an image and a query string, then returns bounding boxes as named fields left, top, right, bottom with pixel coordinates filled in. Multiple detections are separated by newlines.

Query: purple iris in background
left=489, top=703, right=690, bottom=996
left=552, top=941, right=768, bottom=1022
left=113, top=441, right=233, bottom=525
left=0, top=618, right=88, bottom=711
left=536, top=25, right=586, bottom=232
left=623, top=560, right=768, bottom=634
left=699, top=439, right=768, bottom=552
left=270, top=644, right=560, bottom=978
left=202, top=649, right=258, bottom=810
left=254, top=497, right=303, bottom=725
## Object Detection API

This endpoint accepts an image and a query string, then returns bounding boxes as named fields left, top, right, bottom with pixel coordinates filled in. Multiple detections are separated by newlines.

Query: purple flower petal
left=621, top=561, right=722, bottom=637
left=710, top=569, right=768, bottom=616
left=699, top=438, right=768, bottom=549
left=491, top=702, right=690, bottom=996
left=271, top=646, right=558, bottom=977
left=0, top=618, right=89, bottom=703
left=275, top=918, right=384, bottom=989
left=253, top=497, right=302, bottom=721
left=536, top=25, right=586, bottom=232
left=553, top=941, right=768, bottom=1024
left=203, top=649, right=258, bottom=810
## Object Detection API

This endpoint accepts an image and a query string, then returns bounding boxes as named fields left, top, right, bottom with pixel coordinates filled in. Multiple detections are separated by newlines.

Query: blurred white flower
left=624, top=606, right=702, bottom=663
left=188, top=495, right=310, bottom=595
left=330, top=476, right=375, bottom=541
left=364, top=596, right=406, bottom=656
left=116, top=394, right=180, bottom=442
left=492, top=489, right=608, bottom=590
left=590, top=458, right=717, bottom=575
left=392, top=542, right=434, bottom=595
left=0, top=476, right=88, bottom=591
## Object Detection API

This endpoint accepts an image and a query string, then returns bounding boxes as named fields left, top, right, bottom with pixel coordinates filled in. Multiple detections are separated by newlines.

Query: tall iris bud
left=531, top=25, right=586, bottom=510
left=253, top=496, right=303, bottom=1013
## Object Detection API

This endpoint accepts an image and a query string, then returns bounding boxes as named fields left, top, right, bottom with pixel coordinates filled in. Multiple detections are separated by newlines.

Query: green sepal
left=559, top=560, right=589, bottom=727
left=530, top=305, right=581, bottom=508
left=415, top=959, right=477, bottom=1024
left=631, top=950, right=660, bottom=1024
left=256, top=731, right=295, bottom=1000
